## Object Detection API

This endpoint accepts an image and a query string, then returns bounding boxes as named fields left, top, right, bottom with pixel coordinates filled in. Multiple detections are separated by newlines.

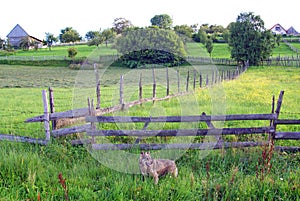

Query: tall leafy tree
left=174, top=24, right=194, bottom=38
left=228, top=12, right=275, bottom=66
left=45, top=32, right=58, bottom=50
left=150, top=14, right=173, bottom=29
left=205, top=38, right=214, bottom=57
left=85, top=31, right=99, bottom=41
left=101, top=29, right=116, bottom=47
left=113, top=18, right=133, bottom=34
left=59, top=27, right=82, bottom=43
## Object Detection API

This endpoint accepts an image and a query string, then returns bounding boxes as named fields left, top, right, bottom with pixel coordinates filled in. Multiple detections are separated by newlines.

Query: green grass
left=0, top=54, right=300, bottom=199
left=10, top=44, right=118, bottom=58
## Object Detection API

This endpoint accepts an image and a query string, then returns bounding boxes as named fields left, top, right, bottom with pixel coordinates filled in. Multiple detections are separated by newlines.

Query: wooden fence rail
left=81, top=91, right=299, bottom=150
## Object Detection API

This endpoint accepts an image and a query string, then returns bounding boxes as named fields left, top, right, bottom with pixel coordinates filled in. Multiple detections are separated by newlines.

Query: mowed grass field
left=1, top=41, right=297, bottom=62
left=0, top=62, right=299, bottom=200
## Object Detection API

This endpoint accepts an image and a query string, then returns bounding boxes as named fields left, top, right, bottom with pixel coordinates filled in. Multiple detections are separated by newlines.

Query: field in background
left=2, top=41, right=298, bottom=60
left=0, top=41, right=300, bottom=200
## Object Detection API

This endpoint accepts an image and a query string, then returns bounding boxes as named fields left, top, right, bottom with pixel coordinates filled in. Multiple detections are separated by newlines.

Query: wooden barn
left=6, top=24, right=43, bottom=48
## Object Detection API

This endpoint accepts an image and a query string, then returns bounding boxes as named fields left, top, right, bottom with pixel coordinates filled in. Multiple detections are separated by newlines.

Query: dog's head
left=140, top=151, right=152, bottom=161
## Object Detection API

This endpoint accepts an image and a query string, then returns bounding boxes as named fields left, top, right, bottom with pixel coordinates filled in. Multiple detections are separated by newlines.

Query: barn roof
left=286, top=26, right=299, bottom=35
left=7, top=24, right=29, bottom=38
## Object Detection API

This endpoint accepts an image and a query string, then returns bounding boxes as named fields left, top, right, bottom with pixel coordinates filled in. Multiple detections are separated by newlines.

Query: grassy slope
left=0, top=66, right=299, bottom=200
left=10, top=44, right=118, bottom=58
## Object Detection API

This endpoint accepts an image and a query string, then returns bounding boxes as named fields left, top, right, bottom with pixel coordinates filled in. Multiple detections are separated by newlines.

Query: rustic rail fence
left=82, top=91, right=300, bottom=151
left=24, top=62, right=247, bottom=137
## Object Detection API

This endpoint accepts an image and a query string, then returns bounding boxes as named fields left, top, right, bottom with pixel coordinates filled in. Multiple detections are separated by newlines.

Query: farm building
left=286, top=26, right=299, bottom=36
left=269, top=23, right=299, bottom=36
left=6, top=24, right=43, bottom=48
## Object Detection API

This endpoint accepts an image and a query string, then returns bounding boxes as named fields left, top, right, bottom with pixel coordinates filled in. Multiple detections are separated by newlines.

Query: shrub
left=67, top=48, right=78, bottom=59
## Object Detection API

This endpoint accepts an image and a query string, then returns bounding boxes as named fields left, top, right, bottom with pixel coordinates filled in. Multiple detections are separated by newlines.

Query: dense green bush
left=114, top=28, right=187, bottom=68
left=113, top=49, right=188, bottom=68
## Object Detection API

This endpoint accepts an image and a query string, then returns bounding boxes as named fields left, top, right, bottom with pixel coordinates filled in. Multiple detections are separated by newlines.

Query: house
left=269, top=23, right=299, bottom=36
left=286, top=26, right=299, bottom=36
left=6, top=24, right=43, bottom=48
left=270, top=24, right=287, bottom=35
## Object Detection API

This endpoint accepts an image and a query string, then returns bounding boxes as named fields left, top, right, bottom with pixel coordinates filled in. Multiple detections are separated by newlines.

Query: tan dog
left=139, top=152, right=178, bottom=184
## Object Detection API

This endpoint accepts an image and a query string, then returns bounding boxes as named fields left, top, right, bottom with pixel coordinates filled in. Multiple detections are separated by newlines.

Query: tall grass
left=0, top=65, right=300, bottom=200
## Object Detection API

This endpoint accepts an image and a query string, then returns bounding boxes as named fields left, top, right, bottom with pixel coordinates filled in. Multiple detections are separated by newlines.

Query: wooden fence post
left=42, top=90, right=51, bottom=141
left=94, top=63, right=101, bottom=109
left=186, top=71, right=189, bottom=92
left=199, top=72, right=202, bottom=88
left=48, top=87, right=56, bottom=130
left=139, top=73, right=143, bottom=100
left=193, top=70, right=196, bottom=90
left=166, top=67, right=170, bottom=96
left=120, top=75, right=124, bottom=108
left=177, top=69, right=180, bottom=93
left=152, top=68, right=156, bottom=102
left=206, top=74, right=209, bottom=87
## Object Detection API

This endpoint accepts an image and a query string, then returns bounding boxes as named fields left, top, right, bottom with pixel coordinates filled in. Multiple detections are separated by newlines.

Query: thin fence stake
left=166, top=67, right=170, bottom=96
left=42, top=90, right=51, bottom=141
left=94, top=63, right=101, bottom=109
left=152, top=67, right=156, bottom=102
left=49, top=87, right=56, bottom=130
left=139, top=73, right=143, bottom=100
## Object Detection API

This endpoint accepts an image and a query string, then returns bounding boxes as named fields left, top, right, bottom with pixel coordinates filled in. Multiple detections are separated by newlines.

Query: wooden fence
left=80, top=91, right=300, bottom=151
left=24, top=63, right=247, bottom=137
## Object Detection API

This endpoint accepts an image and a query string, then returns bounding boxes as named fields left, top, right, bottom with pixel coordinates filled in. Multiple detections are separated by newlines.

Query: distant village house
left=270, top=23, right=299, bottom=36
left=6, top=24, right=43, bottom=49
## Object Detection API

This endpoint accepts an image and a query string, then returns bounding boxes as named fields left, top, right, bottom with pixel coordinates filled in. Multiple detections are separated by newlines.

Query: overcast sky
left=1, top=0, right=299, bottom=40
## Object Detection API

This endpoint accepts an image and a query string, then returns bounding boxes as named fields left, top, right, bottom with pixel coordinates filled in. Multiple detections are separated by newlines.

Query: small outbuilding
left=6, top=24, right=43, bottom=48
left=286, top=26, right=299, bottom=36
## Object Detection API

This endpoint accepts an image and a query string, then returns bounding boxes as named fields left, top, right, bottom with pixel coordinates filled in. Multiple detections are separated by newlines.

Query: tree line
left=1, top=12, right=283, bottom=66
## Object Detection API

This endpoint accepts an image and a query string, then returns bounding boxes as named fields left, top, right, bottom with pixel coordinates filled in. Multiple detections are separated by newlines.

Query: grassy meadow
left=0, top=43, right=300, bottom=200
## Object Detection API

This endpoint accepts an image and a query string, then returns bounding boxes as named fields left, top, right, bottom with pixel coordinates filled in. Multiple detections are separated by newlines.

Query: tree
left=150, top=14, right=173, bottom=29
left=275, top=34, right=282, bottom=46
left=85, top=31, right=99, bottom=41
left=87, top=32, right=104, bottom=47
left=0, top=38, right=4, bottom=49
left=205, top=38, right=213, bottom=56
left=114, top=28, right=187, bottom=68
left=59, top=27, right=82, bottom=43
left=19, top=36, right=34, bottom=50
left=113, top=18, right=133, bottom=34
left=228, top=12, right=275, bottom=66
left=101, top=29, right=116, bottom=47
left=174, top=24, right=194, bottom=38
left=45, top=32, right=58, bottom=50
left=67, top=47, right=77, bottom=59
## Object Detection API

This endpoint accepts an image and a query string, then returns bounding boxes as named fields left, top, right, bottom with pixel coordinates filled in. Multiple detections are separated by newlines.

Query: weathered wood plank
left=0, top=134, right=48, bottom=145
left=51, top=124, right=90, bottom=137
left=86, top=114, right=277, bottom=123
left=274, top=132, right=300, bottom=140
left=275, top=119, right=300, bottom=125
left=91, top=141, right=268, bottom=150
left=87, top=127, right=271, bottom=137
left=25, top=92, right=191, bottom=123
left=274, top=146, right=300, bottom=152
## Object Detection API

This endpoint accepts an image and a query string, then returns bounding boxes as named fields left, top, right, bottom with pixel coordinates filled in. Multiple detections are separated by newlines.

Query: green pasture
left=0, top=47, right=300, bottom=199
left=1, top=42, right=299, bottom=62
left=10, top=44, right=117, bottom=58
